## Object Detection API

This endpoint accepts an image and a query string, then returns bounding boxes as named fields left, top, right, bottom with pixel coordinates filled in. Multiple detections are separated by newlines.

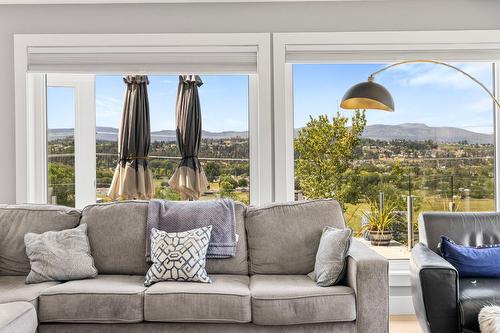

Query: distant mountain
left=360, top=123, right=493, bottom=144
left=48, top=127, right=248, bottom=142
left=47, top=123, right=493, bottom=144
left=152, top=129, right=248, bottom=141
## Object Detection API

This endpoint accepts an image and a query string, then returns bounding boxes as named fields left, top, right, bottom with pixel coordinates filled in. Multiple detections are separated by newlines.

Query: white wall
left=2, top=0, right=500, bottom=202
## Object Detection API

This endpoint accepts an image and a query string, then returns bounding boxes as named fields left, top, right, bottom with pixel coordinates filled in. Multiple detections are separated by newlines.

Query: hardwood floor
left=390, top=315, right=423, bottom=333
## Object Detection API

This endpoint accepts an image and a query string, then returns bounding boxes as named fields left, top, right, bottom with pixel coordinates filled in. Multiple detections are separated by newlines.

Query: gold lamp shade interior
left=340, top=81, right=395, bottom=112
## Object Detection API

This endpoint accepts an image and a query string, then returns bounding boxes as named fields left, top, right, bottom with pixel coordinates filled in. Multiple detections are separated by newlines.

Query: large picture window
left=15, top=33, right=272, bottom=206
left=292, top=62, right=495, bottom=258
left=45, top=74, right=250, bottom=207
left=94, top=75, right=250, bottom=204
left=15, top=32, right=500, bottom=218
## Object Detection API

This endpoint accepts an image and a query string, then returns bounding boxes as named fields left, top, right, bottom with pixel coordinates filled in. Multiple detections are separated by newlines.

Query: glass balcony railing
left=47, top=153, right=75, bottom=207
left=296, top=173, right=494, bottom=259
left=48, top=153, right=250, bottom=207
left=49, top=151, right=494, bottom=260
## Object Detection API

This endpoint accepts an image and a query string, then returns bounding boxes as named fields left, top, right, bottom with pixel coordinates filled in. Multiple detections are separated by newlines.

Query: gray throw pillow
left=308, top=227, right=352, bottom=287
left=145, top=226, right=212, bottom=286
left=24, top=223, right=97, bottom=284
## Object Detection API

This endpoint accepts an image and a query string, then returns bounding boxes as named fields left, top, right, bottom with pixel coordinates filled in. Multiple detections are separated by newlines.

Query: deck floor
left=390, top=315, right=422, bottom=333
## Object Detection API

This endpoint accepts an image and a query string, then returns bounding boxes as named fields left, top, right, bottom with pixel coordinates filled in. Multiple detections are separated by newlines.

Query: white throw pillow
left=308, top=227, right=352, bottom=287
left=144, top=226, right=212, bottom=286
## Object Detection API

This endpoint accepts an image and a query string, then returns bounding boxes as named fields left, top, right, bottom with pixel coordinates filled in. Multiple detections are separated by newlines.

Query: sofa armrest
left=410, top=243, right=459, bottom=333
left=346, top=239, right=389, bottom=333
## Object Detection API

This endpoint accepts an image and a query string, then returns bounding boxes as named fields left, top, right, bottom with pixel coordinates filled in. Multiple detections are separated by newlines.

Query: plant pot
left=369, top=230, right=393, bottom=246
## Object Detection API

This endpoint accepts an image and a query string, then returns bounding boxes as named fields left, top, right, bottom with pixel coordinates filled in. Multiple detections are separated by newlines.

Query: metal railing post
left=407, top=195, right=414, bottom=251
left=379, top=191, right=385, bottom=212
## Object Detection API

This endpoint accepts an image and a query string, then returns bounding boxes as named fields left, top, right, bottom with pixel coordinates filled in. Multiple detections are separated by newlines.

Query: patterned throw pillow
left=24, top=223, right=98, bottom=284
left=145, top=226, right=212, bottom=286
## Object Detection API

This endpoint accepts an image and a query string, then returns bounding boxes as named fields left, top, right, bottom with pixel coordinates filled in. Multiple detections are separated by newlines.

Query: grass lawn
left=345, top=197, right=494, bottom=234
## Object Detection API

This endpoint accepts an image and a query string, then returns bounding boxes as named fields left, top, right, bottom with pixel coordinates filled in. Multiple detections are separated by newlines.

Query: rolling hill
left=360, top=123, right=493, bottom=144
left=48, top=123, right=493, bottom=144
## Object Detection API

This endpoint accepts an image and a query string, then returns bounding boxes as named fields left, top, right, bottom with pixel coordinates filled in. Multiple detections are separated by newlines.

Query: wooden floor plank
left=390, top=315, right=423, bottom=333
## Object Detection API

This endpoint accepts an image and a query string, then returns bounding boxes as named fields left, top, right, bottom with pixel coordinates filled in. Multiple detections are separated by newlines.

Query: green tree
left=204, top=161, right=222, bottom=182
left=154, top=186, right=181, bottom=200
left=219, top=175, right=238, bottom=191
left=294, top=110, right=366, bottom=206
left=237, top=177, right=249, bottom=188
left=48, top=162, right=75, bottom=207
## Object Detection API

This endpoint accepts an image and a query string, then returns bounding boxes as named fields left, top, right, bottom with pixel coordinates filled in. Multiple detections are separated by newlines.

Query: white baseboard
left=389, top=260, right=415, bottom=315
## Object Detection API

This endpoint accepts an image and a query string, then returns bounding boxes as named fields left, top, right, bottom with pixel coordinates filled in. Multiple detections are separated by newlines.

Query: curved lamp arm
left=368, top=60, right=500, bottom=109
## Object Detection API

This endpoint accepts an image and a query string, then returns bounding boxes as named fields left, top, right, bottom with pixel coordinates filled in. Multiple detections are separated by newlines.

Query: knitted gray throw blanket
left=146, top=199, right=237, bottom=261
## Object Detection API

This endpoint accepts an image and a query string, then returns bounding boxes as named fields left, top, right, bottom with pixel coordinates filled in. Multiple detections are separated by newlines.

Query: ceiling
left=0, top=0, right=381, bottom=4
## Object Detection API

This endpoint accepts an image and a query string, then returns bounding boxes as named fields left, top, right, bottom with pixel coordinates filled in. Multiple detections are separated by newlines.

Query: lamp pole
left=368, top=59, right=500, bottom=109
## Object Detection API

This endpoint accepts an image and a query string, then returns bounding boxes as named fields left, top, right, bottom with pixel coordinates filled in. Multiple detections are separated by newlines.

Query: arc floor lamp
left=340, top=59, right=500, bottom=112
left=339, top=59, right=500, bottom=249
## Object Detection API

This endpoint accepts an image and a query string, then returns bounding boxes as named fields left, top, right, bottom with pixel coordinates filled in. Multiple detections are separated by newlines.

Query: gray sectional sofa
left=0, top=199, right=389, bottom=333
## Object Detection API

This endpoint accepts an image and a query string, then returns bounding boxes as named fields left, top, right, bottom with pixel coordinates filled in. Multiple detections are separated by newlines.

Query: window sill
left=355, top=237, right=411, bottom=260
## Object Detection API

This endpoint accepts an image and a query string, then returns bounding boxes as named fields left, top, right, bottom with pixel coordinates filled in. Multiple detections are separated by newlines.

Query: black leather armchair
left=411, top=212, right=500, bottom=333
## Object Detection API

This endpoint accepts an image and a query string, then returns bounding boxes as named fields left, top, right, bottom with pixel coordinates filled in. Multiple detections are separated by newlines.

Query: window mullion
left=74, top=75, right=96, bottom=208
left=494, top=62, right=500, bottom=211
left=27, top=73, right=48, bottom=204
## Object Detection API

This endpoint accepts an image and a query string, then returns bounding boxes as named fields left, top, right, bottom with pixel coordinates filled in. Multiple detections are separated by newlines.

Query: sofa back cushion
left=81, top=201, right=149, bottom=275
left=245, top=199, right=345, bottom=275
left=206, top=202, right=248, bottom=275
left=419, top=212, right=500, bottom=253
left=0, top=204, right=81, bottom=276
left=81, top=200, right=248, bottom=275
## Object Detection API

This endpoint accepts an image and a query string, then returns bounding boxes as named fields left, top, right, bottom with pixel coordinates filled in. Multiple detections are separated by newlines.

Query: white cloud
left=464, top=97, right=496, bottom=114
left=96, top=96, right=122, bottom=119
left=389, top=62, right=493, bottom=90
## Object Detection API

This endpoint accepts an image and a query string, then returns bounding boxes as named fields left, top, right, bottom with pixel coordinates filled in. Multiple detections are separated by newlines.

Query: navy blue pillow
left=439, top=236, right=500, bottom=278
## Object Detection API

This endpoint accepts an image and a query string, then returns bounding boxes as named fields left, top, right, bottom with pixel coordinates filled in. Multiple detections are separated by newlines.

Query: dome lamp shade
left=340, top=80, right=395, bottom=112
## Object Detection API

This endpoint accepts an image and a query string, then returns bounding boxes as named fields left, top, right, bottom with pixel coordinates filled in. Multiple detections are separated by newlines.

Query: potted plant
left=362, top=198, right=399, bottom=246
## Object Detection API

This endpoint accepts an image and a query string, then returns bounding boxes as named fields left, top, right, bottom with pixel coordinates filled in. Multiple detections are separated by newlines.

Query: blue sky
left=47, top=86, right=75, bottom=130
left=47, top=62, right=494, bottom=134
left=95, top=75, right=249, bottom=132
left=294, top=63, right=494, bottom=134
left=48, top=75, right=249, bottom=132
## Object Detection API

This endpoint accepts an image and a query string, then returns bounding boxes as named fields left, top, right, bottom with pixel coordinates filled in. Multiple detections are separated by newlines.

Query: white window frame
left=272, top=31, right=500, bottom=316
left=46, top=74, right=96, bottom=208
left=15, top=33, right=272, bottom=206
left=273, top=30, right=500, bottom=208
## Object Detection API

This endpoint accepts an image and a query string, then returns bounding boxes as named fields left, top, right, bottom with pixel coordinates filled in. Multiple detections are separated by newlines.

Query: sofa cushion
left=250, top=275, right=356, bottom=325
left=460, top=278, right=500, bottom=332
left=246, top=200, right=345, bottom=275
left=81, top=201, right=149, bottom=275
left=206, top=202, right=248, bottom=275
left=0, top=204, right=81, bottom=275
left=144, top=274, right=251, bottom=323
left=38, top=275, right=146, bottom=323
left=0, top=276, right=59, bottom=308
left=81, top=201, right=248, bottom=275
left=0, top=302, right=37, bottom=333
